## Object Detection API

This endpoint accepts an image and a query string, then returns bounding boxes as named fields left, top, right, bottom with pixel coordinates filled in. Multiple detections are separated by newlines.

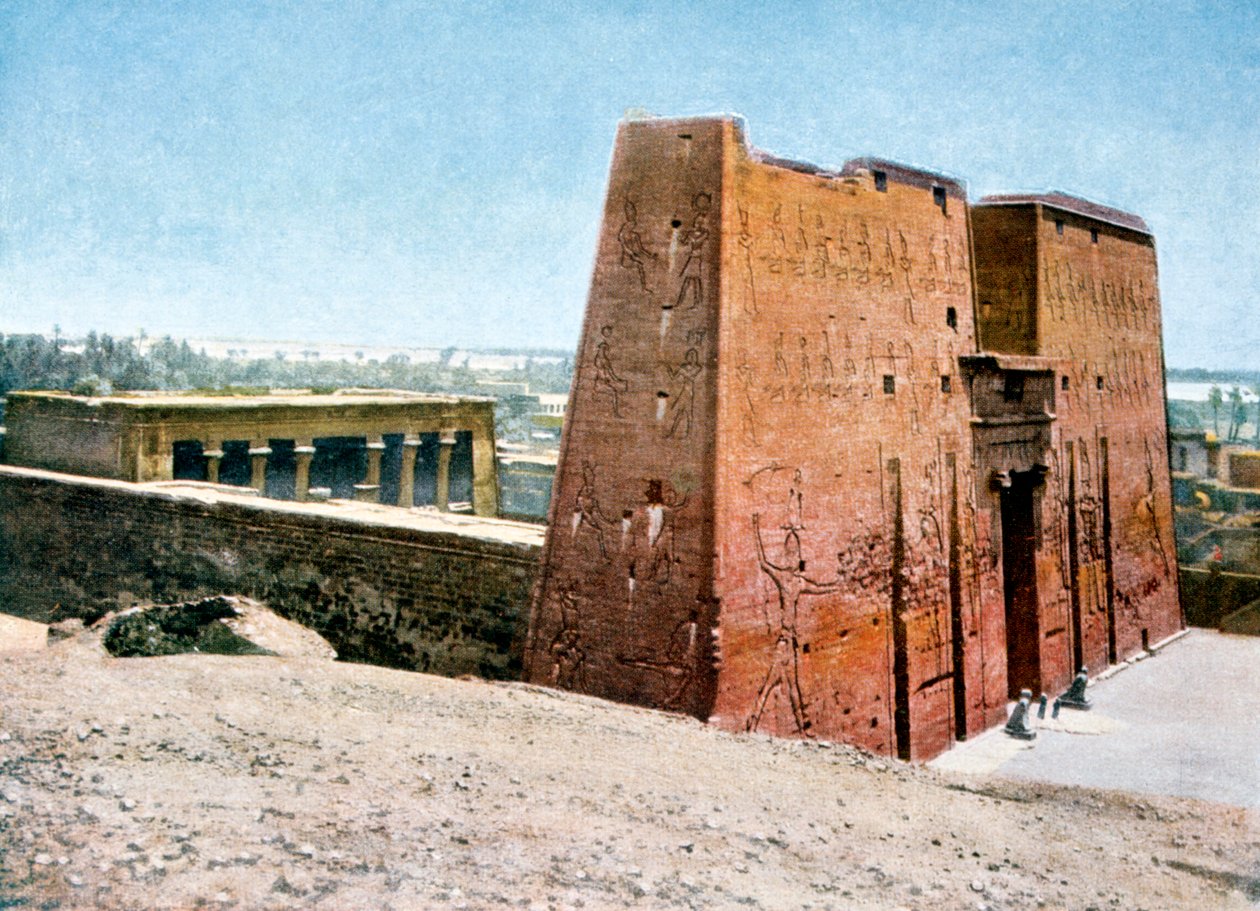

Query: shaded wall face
left=3, top=398, right=130, bottom=480
left=972, top=207, right=1037, bottom=355
left=710, top=143, right=1004, bottom=760
left=524, top=120, right=725, bottom=718
left=1031, top=214, right=1179, bottom=676
left=972, top=206, right=1180, bottom=693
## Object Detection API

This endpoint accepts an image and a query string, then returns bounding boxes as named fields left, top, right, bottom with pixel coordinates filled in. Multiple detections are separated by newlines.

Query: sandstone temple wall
left=526, top=116, right=1181, bottom=762
left=710, top=127, right=1003, bottom=760
left=525, top=118, right=725, bottom=719
left=526, top=117, right=1016, bottom=761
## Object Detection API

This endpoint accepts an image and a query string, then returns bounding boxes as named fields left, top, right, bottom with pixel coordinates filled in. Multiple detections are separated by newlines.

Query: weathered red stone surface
left=525, top=116, right=1179, bottom=761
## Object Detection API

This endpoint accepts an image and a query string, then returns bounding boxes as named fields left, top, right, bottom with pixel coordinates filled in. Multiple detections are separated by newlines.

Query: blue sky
left=0, top=1, right=1256, bottom=367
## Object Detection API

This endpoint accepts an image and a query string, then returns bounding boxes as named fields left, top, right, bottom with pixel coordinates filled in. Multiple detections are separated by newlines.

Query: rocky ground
left=0, top=630, right=1256, bottom=910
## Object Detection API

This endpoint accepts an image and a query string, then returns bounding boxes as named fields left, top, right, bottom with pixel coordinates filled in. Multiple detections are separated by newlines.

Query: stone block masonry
left=0, top=466, right=542, bottom=679
left=525, top=115, right=1180, bottom=762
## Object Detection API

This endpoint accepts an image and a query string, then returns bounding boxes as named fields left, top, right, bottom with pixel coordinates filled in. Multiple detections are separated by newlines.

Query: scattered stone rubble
left=98, top=596, right=336, bottom=660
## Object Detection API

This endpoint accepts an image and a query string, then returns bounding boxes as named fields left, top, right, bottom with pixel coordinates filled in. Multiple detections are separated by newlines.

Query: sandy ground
left=0, top=632, right=1257, bottom=910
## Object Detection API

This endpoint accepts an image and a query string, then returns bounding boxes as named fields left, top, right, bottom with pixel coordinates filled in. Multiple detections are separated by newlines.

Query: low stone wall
left=1179, top=566, right=1260, bottom=629
left=1228, top=451, right=1260, bottom=490
left=0, top=467, right=542, bottom=679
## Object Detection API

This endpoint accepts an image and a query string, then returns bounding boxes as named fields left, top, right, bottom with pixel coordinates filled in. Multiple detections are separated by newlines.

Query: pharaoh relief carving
left=616, top=198, right=657, bottom=293
left=591, top=325, right=629, bottom=418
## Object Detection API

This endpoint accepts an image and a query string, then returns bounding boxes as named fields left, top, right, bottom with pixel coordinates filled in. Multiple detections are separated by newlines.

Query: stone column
left=203, top=440, right=223, bottom=484
left=470, top=424, right=499, bottom=518
left=248, top=440, right=272, bottom=493
left=397, top=435, right=421, bottom=507
left=354, top=435, right=386, bottom=503
left=294, top=439, right=316, bottom=502
left=435, top=430, right=457, bottom=512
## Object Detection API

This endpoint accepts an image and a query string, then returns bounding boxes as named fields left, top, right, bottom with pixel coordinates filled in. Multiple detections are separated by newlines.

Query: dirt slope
left=0, top=634, right=1255, bottom=910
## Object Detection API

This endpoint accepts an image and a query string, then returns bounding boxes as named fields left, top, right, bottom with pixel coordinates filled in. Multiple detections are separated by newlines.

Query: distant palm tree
left=1208, top=385, right=1223, bottom=436
left=1228, top=386, right=1245, bottom=441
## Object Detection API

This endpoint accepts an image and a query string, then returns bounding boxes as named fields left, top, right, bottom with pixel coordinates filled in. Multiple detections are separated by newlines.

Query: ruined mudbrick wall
left=0, top=467, right=540, bottom=678
left=528, top=116, right=1179, bottom=761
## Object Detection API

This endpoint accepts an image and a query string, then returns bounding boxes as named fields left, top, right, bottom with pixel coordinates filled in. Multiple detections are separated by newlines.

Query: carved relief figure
left=616, top=609, right=702, bottom=711
left=549, top=590, right=587, bottom=691
left=811, top=214, right=831, bottom=279
left=833, top=222, right=851, bottom=282
left=643, top=478, right=689, bottom=584
left=748, top=512, right=845, bottom=735
left=876, top=227, right=896, bottom=289
left=794, top=337, right=812, bottom=403
left=788, top=203, right=809, bottom=277
left=855, top=221, right=872, bottom=285
left=735, top=354, right=759, bottom=444
left=897, top=229, right=915, bottom=300
left=767, top=204, right=787, bottom=274
left=571, top=460, right=612, bottom=558
left=816, top=331, right=836, bottom=400
left=675, top=192, right=711, bottom=310
left=664, top=346, right=703, bottom=440
left=592, top=325, right=629, bottom=417
left=617, top=199, right=657, bottom=292
left=768, top=332, right=790, bottom=403
left=737, top=204, right=758, bottom=315
left=924, top=235, right=940, bottom=293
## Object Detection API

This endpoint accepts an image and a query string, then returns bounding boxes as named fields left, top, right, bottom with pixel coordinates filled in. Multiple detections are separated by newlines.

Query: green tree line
left=0, top=332, right=573, bottom=422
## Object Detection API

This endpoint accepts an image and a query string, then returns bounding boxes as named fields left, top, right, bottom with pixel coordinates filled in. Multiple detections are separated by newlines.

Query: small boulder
left=99, top=596, right=335, bottom=660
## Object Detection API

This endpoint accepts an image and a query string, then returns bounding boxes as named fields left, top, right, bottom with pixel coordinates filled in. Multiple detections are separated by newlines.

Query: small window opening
left=677, top=133, right=692, bottom=140
left=933, top=186, right=947, bottom=214
left=873, top=170, right=888, bottom=192
left=1003, top=373, right=1025, bottom=403
left=1091, top=228, right=1099, bottom=244
left=941, top=375, right=952, bottom=393
left=670, top=219, right=682, bottom=228
left=1061, top=375, right=1070, bottom=390
left=1055, top=219, right=1065, bottom=236
left=946, top=306, right=957, bottom=329
left=883, top=375, right=895, bottom=395
left=1096, top=375, right=1104, bottom=390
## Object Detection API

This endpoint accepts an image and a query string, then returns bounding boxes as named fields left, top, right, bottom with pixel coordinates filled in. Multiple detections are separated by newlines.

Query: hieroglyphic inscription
left=617, top=198, right=657, bottom=293
left=592, top=325, right=629, bottom=418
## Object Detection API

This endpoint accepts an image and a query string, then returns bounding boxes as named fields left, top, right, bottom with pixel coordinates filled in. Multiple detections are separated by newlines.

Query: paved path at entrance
left=930, top=629, right=1260, bottom=808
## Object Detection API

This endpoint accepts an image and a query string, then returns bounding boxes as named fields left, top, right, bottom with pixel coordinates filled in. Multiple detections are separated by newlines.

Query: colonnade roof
left=8, top=389, right=495, bottom=410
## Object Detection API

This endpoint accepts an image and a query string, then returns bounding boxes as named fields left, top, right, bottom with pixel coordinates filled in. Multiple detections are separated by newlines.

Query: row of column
left=199, top=431, right=462, bottom=509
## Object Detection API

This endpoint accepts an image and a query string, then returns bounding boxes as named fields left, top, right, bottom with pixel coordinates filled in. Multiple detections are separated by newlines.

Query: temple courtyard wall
left=0, top=466, right=541, bottom=679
